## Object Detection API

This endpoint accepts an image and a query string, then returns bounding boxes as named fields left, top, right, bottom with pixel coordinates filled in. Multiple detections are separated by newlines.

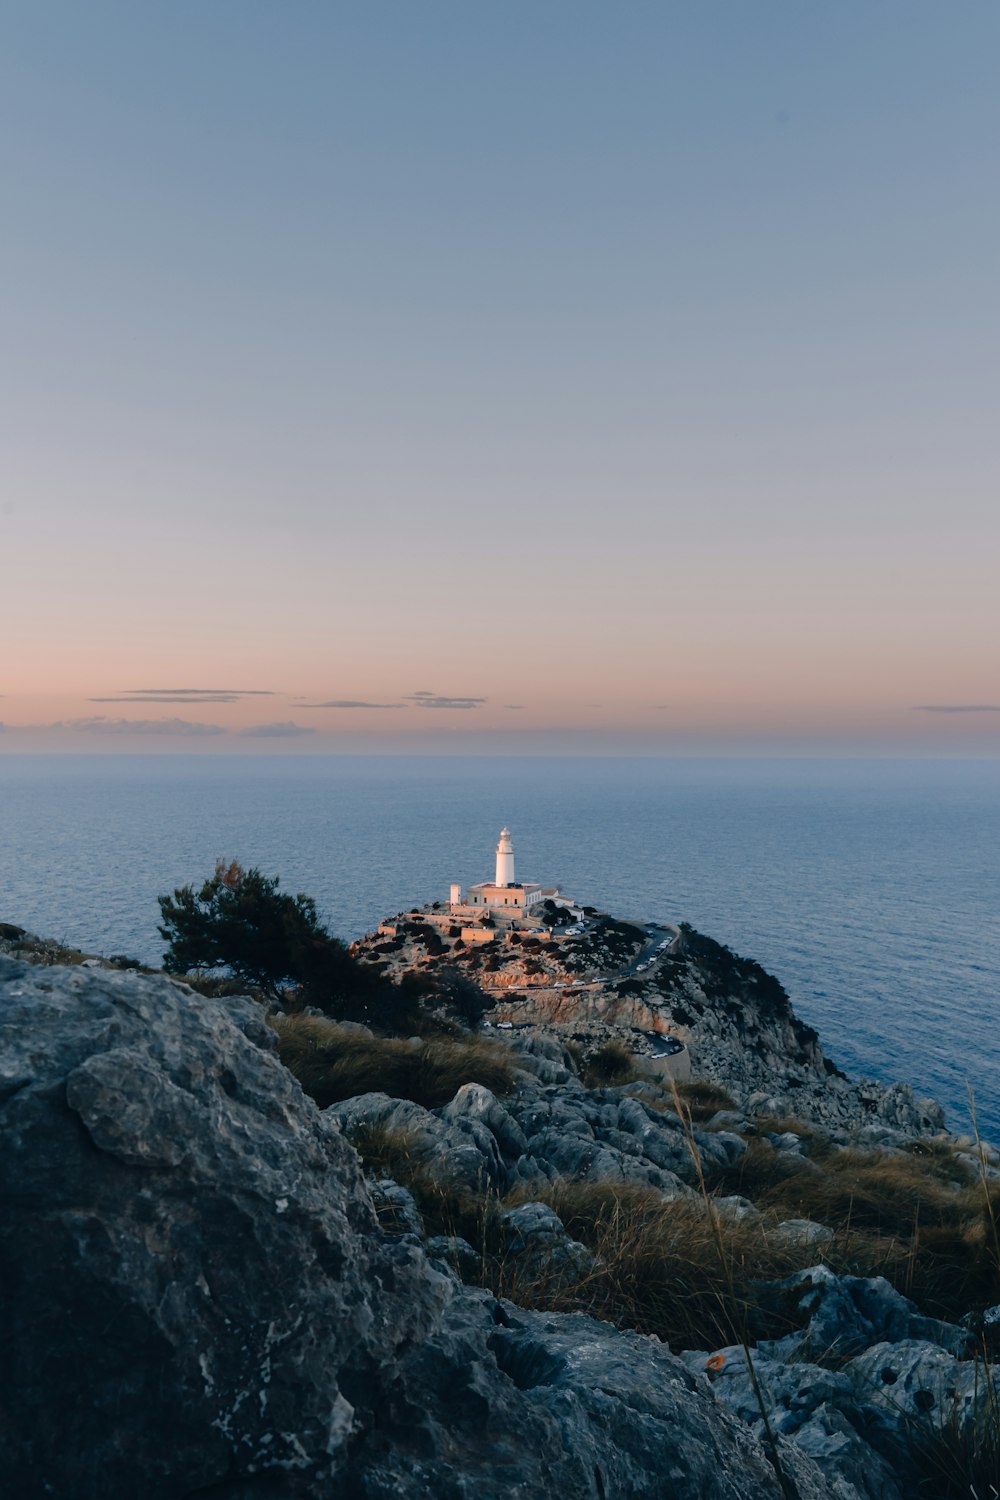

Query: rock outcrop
left=329, top=1058, right=746, bottom=1202
left=353, top=915, right=945, bottom=1137
left=0, top=955, right=844, bottom=1500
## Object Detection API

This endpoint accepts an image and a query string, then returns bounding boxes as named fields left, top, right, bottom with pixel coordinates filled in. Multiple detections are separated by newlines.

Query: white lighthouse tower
left=495, top=826, right=515, bottom=887
left=451, top=826, right=551, bottom=914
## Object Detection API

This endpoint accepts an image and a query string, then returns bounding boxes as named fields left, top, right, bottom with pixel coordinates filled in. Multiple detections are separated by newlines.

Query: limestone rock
left=0, top=956, right=846, bottom=1500
left=341, top=1297, right=840, bottom=1500
left=0, top=956, right=445, bottom=1497
left=843, top=1338, right=985, bottom=1427
left=499, top=1200, right=595, bottom=1278
left=683, top=1346, right=903, bottom=1500
left=756, top=1266, right=970, bottom=1363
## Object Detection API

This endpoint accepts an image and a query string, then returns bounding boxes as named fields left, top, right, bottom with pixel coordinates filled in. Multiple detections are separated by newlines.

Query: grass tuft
left=580, top=1040, right=638, bottom=1089
left=272, top=1014, right=517, bottom=1109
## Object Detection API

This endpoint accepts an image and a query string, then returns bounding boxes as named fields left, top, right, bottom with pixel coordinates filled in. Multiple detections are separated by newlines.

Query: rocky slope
left=354, top=911, right=944, bottom=1136
left=2, top=924, right=995, bottom=1500
left=1, top=954, right=838, bottom=1500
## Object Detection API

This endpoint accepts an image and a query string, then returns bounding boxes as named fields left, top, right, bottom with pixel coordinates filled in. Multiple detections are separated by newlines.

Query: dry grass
left=272, top=1014, right=517, bottom=1109
left=749, top=1114, right=819, bottom=1140
left=350, top=1142, right=902, bottom=1355
left=709, top=1138, right=968, bottom=1233
left=347, top=1065, right=1000, bottom=1337
left=500, top=1179, right=810, bottom=1350
left=351, top=1125, right=805, bottom=1349
left=639, top=1077, right=737, bottom=1122
left=580, top=1040, right=639, bottom=1089
left=702, top=1135, right=1000, bottom=1324
left=352, top=1122, right=505, bottom=1252
left=658, top=1078, right=737, bottom=1122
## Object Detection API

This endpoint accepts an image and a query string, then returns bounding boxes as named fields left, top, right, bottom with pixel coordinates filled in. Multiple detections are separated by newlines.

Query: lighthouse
left=495, top=826, right=515, bottom=887
left=450, top=827, right=553, bottom=915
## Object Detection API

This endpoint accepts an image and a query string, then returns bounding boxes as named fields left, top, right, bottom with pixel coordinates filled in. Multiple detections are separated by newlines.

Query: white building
left=450, top=827, right=549, bottom=913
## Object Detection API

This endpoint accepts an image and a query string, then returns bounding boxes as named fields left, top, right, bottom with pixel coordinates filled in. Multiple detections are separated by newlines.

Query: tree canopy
left=158, top=859, right=364, bottom=1008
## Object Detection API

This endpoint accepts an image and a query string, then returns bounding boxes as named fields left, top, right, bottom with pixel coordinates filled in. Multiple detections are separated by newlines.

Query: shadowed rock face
left=0, top=956, right=841, bottom=1500
left=0, top=957, right=443, bottom=1496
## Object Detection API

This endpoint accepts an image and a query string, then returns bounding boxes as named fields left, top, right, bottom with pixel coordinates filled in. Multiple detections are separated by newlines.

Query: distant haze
left=1, top=4, right=997, bottom=756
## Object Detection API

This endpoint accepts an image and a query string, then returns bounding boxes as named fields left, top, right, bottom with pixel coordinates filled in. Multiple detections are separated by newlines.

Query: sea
left=1, top=754, right=998, bottom=1139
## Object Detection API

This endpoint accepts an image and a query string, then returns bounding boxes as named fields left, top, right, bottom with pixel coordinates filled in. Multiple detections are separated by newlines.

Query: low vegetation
left=668, top=1078, right=737, bottom=1121
left=500, top=1179, right=808, bottom=1350
left=0, top=924, right=153, bottom=973
left=345, top=1078, right=1000, bottom=1351
left=702, top=1134, right=1000, bottom=1324
left=579, top=1040, right=637, bottom=1088
left=158, top=859, right=371, bottom=1007
left=271, top=1014, right=518, bottom=1109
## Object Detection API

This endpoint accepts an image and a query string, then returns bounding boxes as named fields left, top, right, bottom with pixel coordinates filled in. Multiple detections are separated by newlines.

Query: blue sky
left=1, top=3, right=998, bottom=753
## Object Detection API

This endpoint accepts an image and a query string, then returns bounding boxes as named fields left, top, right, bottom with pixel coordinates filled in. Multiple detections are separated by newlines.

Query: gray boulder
left=442, top=1081, right=530, bottom=1157
left=425, top=1234, right=482, bottom=1279
left=844, top=1338, right=988, bottom=1428
left=330, top=1090, right=506, bottom=1192
left=683, top=1346, right=903, bottom=1500
left=0, top=957, right=447, bottom=1497
left=756, top=1266, right=970, bottom=1363
left=368, top=1178, right=424, bottom=1237
left=499, top=1201, right=594, bottom=1279
left=343, top=1298, right=840, bottom=1500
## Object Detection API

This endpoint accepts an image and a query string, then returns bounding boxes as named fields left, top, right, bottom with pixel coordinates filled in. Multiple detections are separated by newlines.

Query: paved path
left=481, top=921, right=679, bottom=994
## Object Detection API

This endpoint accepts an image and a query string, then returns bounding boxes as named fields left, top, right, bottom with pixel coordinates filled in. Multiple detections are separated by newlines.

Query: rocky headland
left=2, top=909, right=998, bottom=1499
left=353, top=907, right=945, bottom=1137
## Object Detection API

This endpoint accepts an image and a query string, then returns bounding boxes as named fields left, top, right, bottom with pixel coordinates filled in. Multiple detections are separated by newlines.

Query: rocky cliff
left=354, top=912, right=944, bottom=1136
left=1, top=954, right=838, bottom=1500
left=2, top=928, right=995, bottom=1500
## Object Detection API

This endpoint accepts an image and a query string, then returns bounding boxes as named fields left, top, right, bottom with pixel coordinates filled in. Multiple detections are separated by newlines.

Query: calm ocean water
left=1, top=755, right=998, bottom=1137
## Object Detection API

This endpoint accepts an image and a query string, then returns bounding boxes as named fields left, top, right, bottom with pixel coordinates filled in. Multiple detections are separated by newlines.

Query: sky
left=1, top=2, right=997, bottom=755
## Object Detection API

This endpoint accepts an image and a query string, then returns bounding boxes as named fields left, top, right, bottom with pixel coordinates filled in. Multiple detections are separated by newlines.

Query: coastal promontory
left=1, top=875, right=996, bottom=1499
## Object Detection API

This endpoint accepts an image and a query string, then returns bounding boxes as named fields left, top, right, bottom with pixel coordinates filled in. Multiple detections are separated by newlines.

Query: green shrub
left=159, top=860, right=363, bottom=1004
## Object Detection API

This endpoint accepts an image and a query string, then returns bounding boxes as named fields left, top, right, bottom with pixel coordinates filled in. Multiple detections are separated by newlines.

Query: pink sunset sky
left=2, top=5, right=997, bottom=756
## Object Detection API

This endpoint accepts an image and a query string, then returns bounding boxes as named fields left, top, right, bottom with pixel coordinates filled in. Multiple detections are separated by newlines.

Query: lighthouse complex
left=367, top=826, right=690, bottom=1078
left=377, top=827, right=578, bottom=943
left=449, top=827, right=552, bottom=917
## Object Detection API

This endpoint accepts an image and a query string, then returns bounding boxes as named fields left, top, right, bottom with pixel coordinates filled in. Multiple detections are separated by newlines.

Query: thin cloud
left=44, top=716, right=227, bottom=736
left=130, top=687, right=274, bottom=696
left=301, top=699, right=408, bottom=709
left=404, top=692, right=487, bottom=710
left=504, top=704, right=524, bottom=710
left=237, top=721, right=315, bottom=738
left=91, top=687, right=275, bottom=704
left=90, top=695, right=243, bottom=704
left=912, top=704, right=1000, bottom=714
